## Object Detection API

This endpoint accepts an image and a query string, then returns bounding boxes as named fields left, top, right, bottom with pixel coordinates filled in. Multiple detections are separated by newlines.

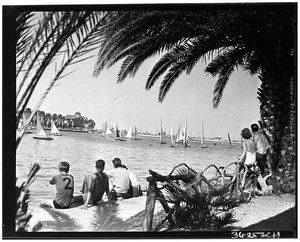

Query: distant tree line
left=23, top=108, right=96, bottom=130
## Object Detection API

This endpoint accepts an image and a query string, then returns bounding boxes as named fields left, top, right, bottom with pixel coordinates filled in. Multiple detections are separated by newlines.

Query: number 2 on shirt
left=63, top=177, right=72, bottom=190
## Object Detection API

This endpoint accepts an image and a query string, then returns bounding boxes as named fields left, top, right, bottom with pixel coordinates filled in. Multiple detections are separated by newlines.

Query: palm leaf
left=17, top=12, right=108, bottom=148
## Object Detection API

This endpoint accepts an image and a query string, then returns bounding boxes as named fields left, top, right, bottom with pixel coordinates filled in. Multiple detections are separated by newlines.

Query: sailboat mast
left=184, top=115, right=188, bottom=147
left=228, top=132, right=233, bottom=147
left=201, top=120, right=205, bottom=147
left=160, top=118, right=163, bottom=143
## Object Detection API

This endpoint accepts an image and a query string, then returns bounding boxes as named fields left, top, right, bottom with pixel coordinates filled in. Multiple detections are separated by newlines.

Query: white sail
left=37, top=128, right=47, bottom=136
left=178, top=124, right=184, bottom=142
left=201, top=120, right=205, bottom=147
left=120, top=123, right=125, bottom=140
left=18, top=120, right=22, bottom=130
left=126, top=124, right=133, bottom=139
left=183, top=115, right=189, bottom=147
left=36, top=112, right=47, bottom=136
left=176, top=124, right=181, bottom=143
left=159, top=118, right=166, bottom=144
left=170, top=123, right=175, bottom=145
left=105, top=123, right=112, bottom=135
left=51, top=119, right=61, bottom=135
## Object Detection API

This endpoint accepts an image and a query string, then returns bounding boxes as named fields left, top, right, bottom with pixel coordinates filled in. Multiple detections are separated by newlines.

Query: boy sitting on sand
left=40, top=162, right=74, bottom=209
left=73, top=159, right=113, bottom=209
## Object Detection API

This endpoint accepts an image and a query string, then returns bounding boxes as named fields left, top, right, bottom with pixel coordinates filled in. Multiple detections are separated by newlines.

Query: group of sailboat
left=126, top=125, right=142, bottom=140
left=32, top=111, right=62, bottom=140
left=103, top=121, right=142, bottom=141
left=163, top=116, right=189, bottom=147
left=115, top=123, right=126, bottom=141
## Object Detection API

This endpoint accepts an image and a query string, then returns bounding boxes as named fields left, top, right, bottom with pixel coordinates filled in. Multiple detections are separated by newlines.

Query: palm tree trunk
left=257, top=69, right=296, bottom=193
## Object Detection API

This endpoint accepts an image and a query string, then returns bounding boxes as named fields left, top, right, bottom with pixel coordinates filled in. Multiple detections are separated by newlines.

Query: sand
left=28, top=193, right=296, bottom=233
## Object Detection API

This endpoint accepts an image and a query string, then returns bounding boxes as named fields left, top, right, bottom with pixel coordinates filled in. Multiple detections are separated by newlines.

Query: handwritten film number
left=231, top=231, right=280, bottom=239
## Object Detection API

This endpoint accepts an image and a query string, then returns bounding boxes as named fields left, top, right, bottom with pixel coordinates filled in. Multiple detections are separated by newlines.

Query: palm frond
left=205, top=48, right=247, bottom=108
left=116, top=46, right=159, bottom=83
left=17, top=12, right=107, bottom=148
left=146, top=44, right=190, bottom=90
left=158, top=59, right=190, bottom=102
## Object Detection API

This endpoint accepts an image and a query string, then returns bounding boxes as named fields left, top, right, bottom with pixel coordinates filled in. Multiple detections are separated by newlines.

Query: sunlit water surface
left=16, top=131, right=241, bottom=231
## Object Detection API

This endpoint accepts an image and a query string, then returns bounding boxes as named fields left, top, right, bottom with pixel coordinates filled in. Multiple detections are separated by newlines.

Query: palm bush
left=151, top=165, right=241, bottom=231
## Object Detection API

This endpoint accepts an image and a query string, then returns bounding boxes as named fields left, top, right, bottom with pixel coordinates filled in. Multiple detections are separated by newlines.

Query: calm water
left=16, top=131, right=241, bottom=208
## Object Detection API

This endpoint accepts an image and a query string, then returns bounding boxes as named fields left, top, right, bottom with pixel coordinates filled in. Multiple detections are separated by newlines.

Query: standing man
left=251, top=123, right=270, bottom=176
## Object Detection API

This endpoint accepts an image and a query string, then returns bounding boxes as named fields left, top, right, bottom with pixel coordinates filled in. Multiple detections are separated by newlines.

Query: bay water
left=16, top=131, right=241, bottom=209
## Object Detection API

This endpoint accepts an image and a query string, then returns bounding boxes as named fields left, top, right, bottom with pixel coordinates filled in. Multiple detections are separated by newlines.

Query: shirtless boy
left=74, top=159, right=113, bottom=209
left=251, top=123, right=270, bottom=176
left=40, top=162, right=74, bottom=209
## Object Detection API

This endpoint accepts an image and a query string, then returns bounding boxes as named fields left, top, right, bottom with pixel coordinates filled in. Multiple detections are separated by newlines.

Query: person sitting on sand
left=251, top=123, right=270, bottom=176
left=117, top=162, right=143, bottom=197
left=128, top=170, right=143, bottom=197
left=40, top=162, right=74, bottom=209
left=73, top=159, right=113, bottom=209
left=106, top=158, right=131, bottom=199
left=239, top=128, right=258, bottom=190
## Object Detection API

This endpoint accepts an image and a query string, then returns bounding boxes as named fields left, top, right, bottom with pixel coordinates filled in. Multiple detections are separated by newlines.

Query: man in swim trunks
left=74, top=159, right=113, bottom=209
left=40, top=162, right=74, bottom=209
left=251, top=123, right=270, bottom=176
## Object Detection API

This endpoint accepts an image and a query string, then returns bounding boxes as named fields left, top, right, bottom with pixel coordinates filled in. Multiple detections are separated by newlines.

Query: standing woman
left=239, top=128, right=257, bottom=190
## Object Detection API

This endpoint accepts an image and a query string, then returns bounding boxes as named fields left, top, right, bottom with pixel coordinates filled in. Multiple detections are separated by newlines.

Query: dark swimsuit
left=53, top=199, right=73, bottom=209
left=256, top=152, right=268, bottom=175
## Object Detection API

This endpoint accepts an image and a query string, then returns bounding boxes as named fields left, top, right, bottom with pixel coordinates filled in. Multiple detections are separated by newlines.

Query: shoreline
left=28, top=192, right=296, bottom=233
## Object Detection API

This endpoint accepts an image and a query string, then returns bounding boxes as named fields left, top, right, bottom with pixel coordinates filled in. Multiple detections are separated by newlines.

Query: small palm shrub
left=153, top=165, right=241, bottom=231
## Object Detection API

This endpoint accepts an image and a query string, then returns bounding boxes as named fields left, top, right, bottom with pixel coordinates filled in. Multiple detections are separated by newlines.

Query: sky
left=26, top=46, right=261, bottom=140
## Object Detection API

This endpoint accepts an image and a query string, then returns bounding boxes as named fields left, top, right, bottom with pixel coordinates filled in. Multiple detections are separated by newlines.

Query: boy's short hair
left=59, top=162, right=70, bottom=172
left=251, top=123, right=260, bottom=132
left=241, top=128, right=252, bottom=139
left=95, top=159, right=105, bottom=168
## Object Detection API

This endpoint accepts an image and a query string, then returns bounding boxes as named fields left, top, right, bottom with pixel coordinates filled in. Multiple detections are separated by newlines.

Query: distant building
left=75, top=112, right=81, bottom=118
left=64, top=114, right=75, bottom=120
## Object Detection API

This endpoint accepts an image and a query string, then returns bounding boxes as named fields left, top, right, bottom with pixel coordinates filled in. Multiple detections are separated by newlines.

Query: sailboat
left=201, top=120, right=207, bottom=148
left=119, top=124, right=126, bottom=141
left=176, top=123, right=182, bottom=144
left=116, top=123, right=126, bottom=141
left=33, top=112, right=53, bottom=140
left=133, top=126, right=141, bottom=140
left=115, top=123, right=120, bottom=140
left=23, top=113, right=33, bottom=134
left=170, top=123, right=176, bottom=147
left=159, top=118, right=166, bottom=144
left=103, top=121, right=112, bottom=136
left=51, top=119, right=62, bottom=136
left=183, top=115, right=189, bottom=147
left=126, top=124, right=133, bottom=140
left=228, top=132, right=233, bottom=147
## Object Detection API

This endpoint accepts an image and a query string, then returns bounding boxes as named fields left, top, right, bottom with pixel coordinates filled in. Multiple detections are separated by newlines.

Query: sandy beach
left=28, top=192, right=296, bottom=234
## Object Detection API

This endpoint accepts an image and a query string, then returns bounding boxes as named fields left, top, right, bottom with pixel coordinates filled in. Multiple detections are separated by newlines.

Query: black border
left=2, top=3, right=298, bottom=239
